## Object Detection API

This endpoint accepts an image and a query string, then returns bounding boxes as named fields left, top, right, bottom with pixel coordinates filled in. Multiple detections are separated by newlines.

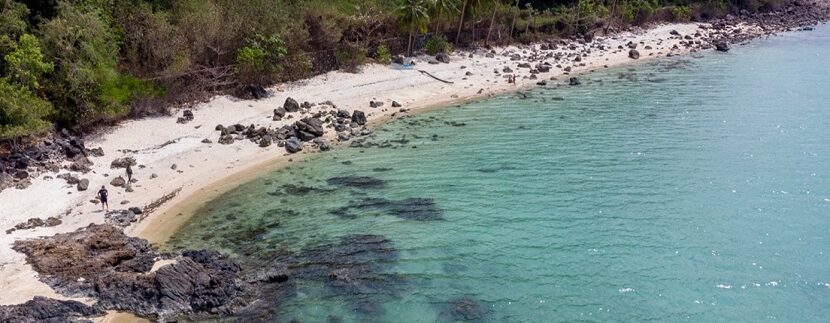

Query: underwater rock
left=332, top=197, right=444, bottom=221
left=326, top=176, right=386, bottom=189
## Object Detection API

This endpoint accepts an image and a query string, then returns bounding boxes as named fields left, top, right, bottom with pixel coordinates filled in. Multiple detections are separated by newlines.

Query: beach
left=0, top=20, right=783, bottom=310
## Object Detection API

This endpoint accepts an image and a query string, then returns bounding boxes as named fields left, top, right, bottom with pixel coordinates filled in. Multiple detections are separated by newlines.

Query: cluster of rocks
left=5, top=217, right=62, bottom=234
left=213, top=97, right=376, bottom=154
left=0, top=130, right=97, bottom=192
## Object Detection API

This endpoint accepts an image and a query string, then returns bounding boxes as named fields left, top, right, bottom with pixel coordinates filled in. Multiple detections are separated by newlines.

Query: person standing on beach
left=126, top=164, right=133, bottom=184
left=98, top=186, right=109, bottom=211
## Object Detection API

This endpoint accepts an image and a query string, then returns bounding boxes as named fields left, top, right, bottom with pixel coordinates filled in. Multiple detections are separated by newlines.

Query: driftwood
left=417, top=70, right=454, bottom=84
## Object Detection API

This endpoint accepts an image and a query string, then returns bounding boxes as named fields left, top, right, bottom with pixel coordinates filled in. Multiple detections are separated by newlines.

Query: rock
left=215, top=124, right=225, bottom=131
left=285, top=137, right=303, bottom=153
left=218, top=134, right=234, bottom=145
left=568, top=77, right=581, bottom=86
left=259, top=135, right=272, bottom=148
left=337, top=132, right=351, bottom=142
left=502, top=67, right=513, bottom=73
left=391, top=101, right=402, bottom=108
left=88, top=147, right=105, bottom=157
left=0, top=296, right=103, bottom=322
left=110, top=176, right=126, bottom=187
left=69, top=156, right=93, bottom=173
left=313, top=138, right=331, bottom=151
left=294, top=118, right=325, bottom=140
left=351, top=110, right=367, bottom=126
left=283, top=97, right=300, bottom=112
left=336, top=109, right=351, bottom=119
left=439, top=297, right=489, bottom=322
left=628, top=49, right=640, bottom=59
left=77, top=179, right=89, bottom=191
left=715, top=41, right=730, bottom=52
left=247, top=84, right=268, bottom=99
left=128, top=207, right=143, bottom=215
left=273, top=107, right=287, bottom=120
left=670, top=29, right=681, bottom=36
left=110, top=157, right=136, bottom=169
left=14, top=170, right=29, bottom=179
left=369, top=100, right=384, bottom=108
left=201, top=138, right=212, bottom=143
left=435, top=53, right=450, bottom=63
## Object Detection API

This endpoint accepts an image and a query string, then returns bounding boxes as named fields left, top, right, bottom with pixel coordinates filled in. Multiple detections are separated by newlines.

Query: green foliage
left=672, top=5, right=692, bottom=21
left=0, top=78, right=53, bottom=139
left=100, top=74, right=164, bottom=106
left=425, top=35, right=453, bottom=55
left=281, top=51, right=314, bottom=80
left=335, top=44, right=367, bottom=73
left=39, top=2, right=125, bottom=125
left=374, top=44, right=392, bottom=64
left=4, top=34, right=53, bottom=89
left=624, top=0, right=660, bottom=23
left=236, top=33, right=287, bottom=84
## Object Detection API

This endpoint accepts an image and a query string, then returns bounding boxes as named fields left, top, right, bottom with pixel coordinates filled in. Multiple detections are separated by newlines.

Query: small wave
left=716, top=284, right=732, bottom=289
left=618, top=288, right=635, bottom=293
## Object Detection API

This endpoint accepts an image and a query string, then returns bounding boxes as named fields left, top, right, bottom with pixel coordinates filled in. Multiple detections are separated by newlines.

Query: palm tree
left=485, top=0, right=502, bottom=45
left=509, top=0, right=520, bottom=39
left=431, top=0, right=459, bottom=35
left=397, top=0, right=430, bottom=57
left=454, top=0, right=483, bottom=45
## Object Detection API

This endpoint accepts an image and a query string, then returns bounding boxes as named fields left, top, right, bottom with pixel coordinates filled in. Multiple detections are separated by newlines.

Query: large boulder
left=351, top=110, right=367, bottom=126
left=568, top=77, right=581, bottom=86
left=294, top=118, right=324, bottom=141
left=110, top=176, right=126, bottom=187
left=285, top=137, right=303, bottom=153
left=247, top=84, right=268, bottom=99
left=110, top=157, right=136, bottom=169
left=715, top=41, right=729, bottom=52
left=77, top=179, right=90, bottom=191
left=435, top=53, right=450, bottom=63
left=628, top=49, right=640, bottom=59
left=283, top=97, right=300, bottom=112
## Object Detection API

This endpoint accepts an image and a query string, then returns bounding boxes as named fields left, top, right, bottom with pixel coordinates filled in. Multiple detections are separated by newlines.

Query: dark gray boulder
left=628, top=49, right=640, bottom=59
left=351, top=110, right=367, bottom=125
left=285, top=137, right=303, bottom=153
left=283, top=97, right=300, bottom=112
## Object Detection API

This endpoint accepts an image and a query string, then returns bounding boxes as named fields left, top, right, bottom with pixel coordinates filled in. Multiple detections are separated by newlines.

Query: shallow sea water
left=168, top=24, right=830, bottom=322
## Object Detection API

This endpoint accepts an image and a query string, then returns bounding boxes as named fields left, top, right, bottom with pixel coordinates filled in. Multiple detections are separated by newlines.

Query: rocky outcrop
left=13, top=224, right=243, bottom=322
left=351, top=110, right=367, bottom=125
left=294, top=118, right=324, bottom=141
left=0, top=296, right=103, bottom=322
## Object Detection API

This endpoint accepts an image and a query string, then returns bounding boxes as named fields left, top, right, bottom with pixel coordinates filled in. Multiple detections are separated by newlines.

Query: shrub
left=425, top=35, right=452, bottom=55
left=671, top=5, right=692, bottom=21
left=335, top=44, right=367, bottom=73
left=374, top=44, right=391, bottom=65
left=235, top=34, right=287, bottom=84
left=0, top=79, right=53, bottom=139
left=281, top=51, right=314, bottom=81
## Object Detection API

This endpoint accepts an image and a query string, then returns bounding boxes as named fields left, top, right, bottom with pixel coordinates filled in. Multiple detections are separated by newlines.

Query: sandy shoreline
left=0, top=21, right=763, bottom=310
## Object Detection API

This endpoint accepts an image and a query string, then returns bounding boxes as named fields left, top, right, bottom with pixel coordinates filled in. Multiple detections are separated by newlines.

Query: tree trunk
left=509, top=0, right=519, bottom=38
left=407, top=28, right=413, bottom=57
left=486, top=2, right=498, bottom=45
left=455, top=0, right=469, bottom=45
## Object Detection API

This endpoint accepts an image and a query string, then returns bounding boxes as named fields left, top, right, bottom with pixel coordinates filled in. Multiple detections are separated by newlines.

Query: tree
left=4, top=33, right=53, bottom=89
left=39, top=2, right=124, bottom=125
left=397, top=0, right=430, bottom=57
left=485, top=0, right=501, bottom=45
left=430, top=0, right=459, bottom=35
left=0, top=78, right=53, bottom=139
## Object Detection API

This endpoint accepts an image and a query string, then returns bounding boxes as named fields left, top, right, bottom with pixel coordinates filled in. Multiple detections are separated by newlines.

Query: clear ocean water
left=168, top=24, right=830, bottom=322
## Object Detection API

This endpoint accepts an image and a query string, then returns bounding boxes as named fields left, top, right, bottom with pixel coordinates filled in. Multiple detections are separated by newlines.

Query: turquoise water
left=168, top=25, right=830, bottom=322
